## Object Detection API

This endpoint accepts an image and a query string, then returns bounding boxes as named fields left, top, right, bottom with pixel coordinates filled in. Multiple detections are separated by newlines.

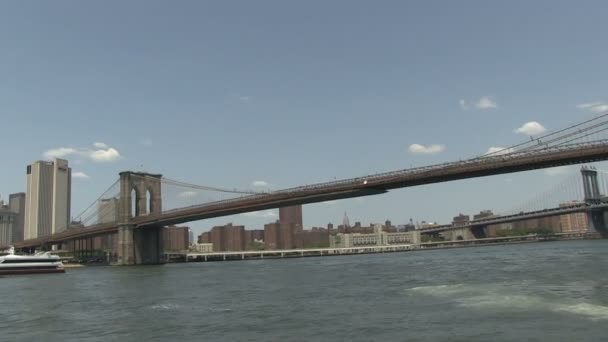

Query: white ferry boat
left=0, top=247, right=65, bottom=275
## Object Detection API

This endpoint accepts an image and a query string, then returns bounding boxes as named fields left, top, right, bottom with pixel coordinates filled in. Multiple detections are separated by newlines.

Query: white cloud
left=89, top=147, right=121, bottom=162
left=591, top=104, right=608, bottom=113
left=577, top=101, right=608, bottom=114
left=544, top=166, right=571, bottom=176
left=408, top=144, right=445, bottom=154
left=241, top=210, right=278, bottom=219
left=43, top=147, right=78, bottom=159
left=577, top=102, right=602, bottom=109
left=252, top=180, right=269, bottom=187
left=514, top=121, right=546, bottom=136
left=43, top=143, right=122, bottom=163
left=140, top=139, right=153, bottom=147
left=177, top=191, right=198, bottom=198
left=93, top=142, right=108, bottom=149
left=459, top=99, right=468, bottom=110
left=323, top=200, right=338, bottom=205
left=485, top=146, right=515, bottom=156
left=475, top=96, right=498, bottom=110
left=72, top=172, right=89, bottom=179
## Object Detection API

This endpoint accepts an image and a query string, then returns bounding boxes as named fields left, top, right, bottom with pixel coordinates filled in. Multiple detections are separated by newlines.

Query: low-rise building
left=452, top=214, right=470, bottom=226
left=559, top=201, right=589, bottom=232
left=330, top=224, right=420, bottom=248
left=191, top=243, right=213, bottom=253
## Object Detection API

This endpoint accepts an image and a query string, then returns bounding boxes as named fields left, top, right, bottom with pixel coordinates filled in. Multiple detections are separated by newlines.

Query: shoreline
left=60, top=232, right=602, bottom=267
left=179, top=231, right=601, bottom=263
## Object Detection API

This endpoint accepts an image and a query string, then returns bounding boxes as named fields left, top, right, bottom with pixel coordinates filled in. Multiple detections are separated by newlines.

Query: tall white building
left=24, top=159, right=71, bottom=240
left=97, top=197, right=118, bottom=224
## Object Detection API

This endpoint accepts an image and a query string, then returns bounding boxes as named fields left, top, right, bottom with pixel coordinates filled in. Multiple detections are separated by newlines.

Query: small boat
left=0, top=247, right=65, bottom=275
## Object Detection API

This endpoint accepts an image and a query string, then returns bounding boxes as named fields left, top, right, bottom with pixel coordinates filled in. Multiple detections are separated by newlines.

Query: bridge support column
left=132, top=226, right=165, bottom=265
left=117, top=224, right=136, bottom=265
left=588, top=209, right=608, bottom=238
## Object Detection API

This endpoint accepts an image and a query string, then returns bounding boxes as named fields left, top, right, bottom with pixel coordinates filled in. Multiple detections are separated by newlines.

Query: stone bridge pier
left=116, top=171, right=165, bottom=265
left=441, top=227, right=477, bottom=241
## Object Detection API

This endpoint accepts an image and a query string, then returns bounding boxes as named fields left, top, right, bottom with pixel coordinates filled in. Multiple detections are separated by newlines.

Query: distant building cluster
left=197, top=205, right=329, bottom=251
left=440, top=204, right=590, bottom=240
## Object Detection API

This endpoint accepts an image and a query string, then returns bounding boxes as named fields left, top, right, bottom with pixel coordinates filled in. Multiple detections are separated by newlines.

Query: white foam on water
left=456, top=294, right=547, bottom=311
left=149, top=303, right=181, bottom=310
left=408, top=282, right=608, bottom=322
left=554, top=303, right=608, bottom=321
left=406, top=284, right=467, bottom=296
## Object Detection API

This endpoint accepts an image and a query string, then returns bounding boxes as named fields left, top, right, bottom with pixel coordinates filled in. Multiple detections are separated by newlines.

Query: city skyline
left=2, top=1, right=608, bottom=237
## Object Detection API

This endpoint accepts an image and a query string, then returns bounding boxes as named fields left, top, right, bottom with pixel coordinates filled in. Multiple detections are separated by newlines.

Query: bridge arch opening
left=131, top=188, right=138, bottom=217
left=146, top=189, right=152, bottom=215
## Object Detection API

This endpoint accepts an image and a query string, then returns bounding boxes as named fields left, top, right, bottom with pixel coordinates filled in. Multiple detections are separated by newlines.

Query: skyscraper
left=8, top=193, right=25, bottom=243
left=24, top=159, right=71, bottom=239
left=0, top=206, right=16, bottom=247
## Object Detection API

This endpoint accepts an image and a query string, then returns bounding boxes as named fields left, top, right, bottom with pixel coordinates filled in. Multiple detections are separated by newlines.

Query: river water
left=1, top=240, right=608, bottom=341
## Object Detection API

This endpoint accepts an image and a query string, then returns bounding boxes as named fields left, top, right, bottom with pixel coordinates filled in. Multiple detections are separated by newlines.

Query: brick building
left=163, top=226, right=190, bottom=252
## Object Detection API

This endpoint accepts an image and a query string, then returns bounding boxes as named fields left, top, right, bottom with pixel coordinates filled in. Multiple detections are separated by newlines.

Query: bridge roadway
left=418, top=202, right=608, bottom=233
left=13, top=140, right=608, bottom=249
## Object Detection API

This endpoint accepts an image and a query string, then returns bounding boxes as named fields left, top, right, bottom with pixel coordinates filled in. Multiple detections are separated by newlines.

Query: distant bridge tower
left=117, top=171, right=165, bottom=265
left=581, top=166, right=601, bottom=203
left=581, top=166, right=608, bottom=236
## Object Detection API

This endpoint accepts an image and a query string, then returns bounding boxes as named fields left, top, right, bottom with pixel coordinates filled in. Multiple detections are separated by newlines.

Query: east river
left=1, top=240, right=608, bottom=341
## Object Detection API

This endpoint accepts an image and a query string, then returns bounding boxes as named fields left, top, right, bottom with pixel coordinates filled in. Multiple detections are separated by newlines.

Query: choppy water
left=2, top=240, right=608, bottom=341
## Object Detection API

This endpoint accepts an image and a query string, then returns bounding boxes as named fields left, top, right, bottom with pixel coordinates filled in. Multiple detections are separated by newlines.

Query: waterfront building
left=208, top=223, right=245, bottom=251
left=8, top=193, right=25, bottom=243
left=190, top=243, right=213, bottom=253
left=0, top=206, right=16, bottom=247
left=24, top=159, right=71, bottom=239
left=264, top=221, right=281, bottom=250
left=198, top=231, right=211, bottom=244
left=452, top=214, right=470, bottom=226
left=294, top=228, right=330, bottom=249
left=164, top=226, right=190, bottom=252
left=244, top=229, right=264, bottom=248
left=329, top=224, right=420, bottom=248
left=559, top=201, right=589, bottom=232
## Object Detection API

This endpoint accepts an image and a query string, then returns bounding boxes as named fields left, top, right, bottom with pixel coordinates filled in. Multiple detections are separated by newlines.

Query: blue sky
left=1, top=1, right=608, bottom=236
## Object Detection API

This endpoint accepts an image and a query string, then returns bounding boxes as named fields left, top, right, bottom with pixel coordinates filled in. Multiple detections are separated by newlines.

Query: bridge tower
left=116, top=171, right=165, bottom=265
left=581, top=166, right=608, bottom=236
left=581, top=166, right=601, bottom=203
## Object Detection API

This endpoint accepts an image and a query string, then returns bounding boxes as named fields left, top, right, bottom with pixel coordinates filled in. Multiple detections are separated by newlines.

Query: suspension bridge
left=11, top=112, right=608, bottom=265
left=419, top=166, right=608, bottom=236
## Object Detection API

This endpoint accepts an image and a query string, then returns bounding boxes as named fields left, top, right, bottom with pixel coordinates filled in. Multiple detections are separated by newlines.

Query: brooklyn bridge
left=9, top=113, right=608, bottom=265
